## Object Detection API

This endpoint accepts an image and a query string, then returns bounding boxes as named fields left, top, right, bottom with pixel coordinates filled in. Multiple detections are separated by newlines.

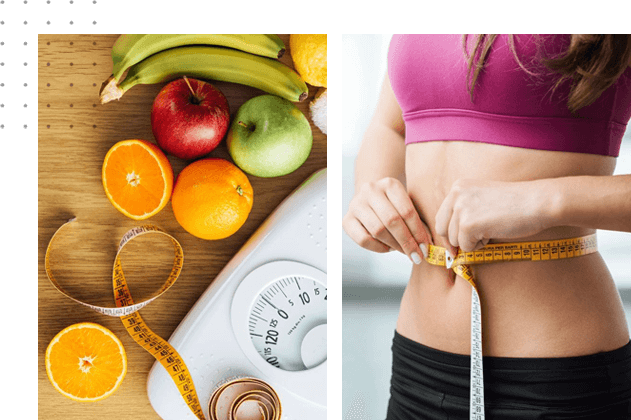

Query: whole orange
left=172, top=158, right=253, bottom=240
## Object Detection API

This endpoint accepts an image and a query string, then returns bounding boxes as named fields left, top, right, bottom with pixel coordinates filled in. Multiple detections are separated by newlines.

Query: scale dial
left=232, top=261, right=327, bottom=377
left=249, top=275, right=326, bottom=371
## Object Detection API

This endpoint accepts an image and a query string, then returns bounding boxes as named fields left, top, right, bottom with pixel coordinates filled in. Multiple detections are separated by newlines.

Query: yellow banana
left=109, top=34, right=285, bottom=82
left=100, top=46, right=308, bottom=104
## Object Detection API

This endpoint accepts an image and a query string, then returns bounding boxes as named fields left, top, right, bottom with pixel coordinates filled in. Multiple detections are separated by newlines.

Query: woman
left=343, top=34, right=631, bottom=419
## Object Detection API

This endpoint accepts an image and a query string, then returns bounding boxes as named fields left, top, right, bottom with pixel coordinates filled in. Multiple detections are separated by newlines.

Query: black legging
left=386, top=331, right=631, bottom=420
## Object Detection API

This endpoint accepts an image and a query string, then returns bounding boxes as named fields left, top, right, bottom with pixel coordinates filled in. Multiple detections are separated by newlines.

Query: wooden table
left=38, top=34, right=326, bottom=419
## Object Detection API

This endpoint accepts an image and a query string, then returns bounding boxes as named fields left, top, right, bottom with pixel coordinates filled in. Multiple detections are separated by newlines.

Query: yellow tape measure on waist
left=423, top=234, right=598, bottom=420
left=426, top=234, right=598, bottom=285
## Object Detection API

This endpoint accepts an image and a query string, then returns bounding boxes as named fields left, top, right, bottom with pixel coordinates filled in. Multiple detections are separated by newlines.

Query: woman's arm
left=343, top=76, right=432, bottom=263
left=354, top=77, right=406, bottom=191
left=546, top=174, right=631, bottom=232
left=434, top=175, right=631, bottom=252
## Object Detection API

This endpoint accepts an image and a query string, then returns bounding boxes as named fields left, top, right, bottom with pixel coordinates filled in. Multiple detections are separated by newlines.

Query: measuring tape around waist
left=45, top=218, right=281, bottom=420
left=424, top=234, right=598, bottom=420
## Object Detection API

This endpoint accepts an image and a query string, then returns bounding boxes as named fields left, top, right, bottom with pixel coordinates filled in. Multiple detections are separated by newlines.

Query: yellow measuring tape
left=209, top=377, right=281, bottom=420
left=45, top=218, right=281, bottom=419
left=424, top=234, right=598, bottom=420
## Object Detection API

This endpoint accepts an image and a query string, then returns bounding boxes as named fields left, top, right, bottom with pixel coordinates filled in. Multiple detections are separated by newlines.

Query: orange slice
left=45, top=322, right=127, bottom=402
left=102, top=139, right=174, bottom=220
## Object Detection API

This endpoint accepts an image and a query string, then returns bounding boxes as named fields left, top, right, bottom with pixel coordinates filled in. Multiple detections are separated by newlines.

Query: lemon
left=290, top=34, right=327, bottom=87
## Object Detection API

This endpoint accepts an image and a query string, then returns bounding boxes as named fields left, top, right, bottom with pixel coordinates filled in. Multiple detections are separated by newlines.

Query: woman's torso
left=398, top=142, right=630, bottom=357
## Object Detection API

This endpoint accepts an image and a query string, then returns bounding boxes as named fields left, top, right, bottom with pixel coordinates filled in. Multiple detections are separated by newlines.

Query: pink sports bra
left=388, top=34, right=631, bottom=157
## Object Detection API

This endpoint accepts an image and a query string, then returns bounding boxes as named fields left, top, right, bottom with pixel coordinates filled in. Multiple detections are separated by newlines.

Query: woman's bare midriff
left=397, top=140, right=630, bottom=357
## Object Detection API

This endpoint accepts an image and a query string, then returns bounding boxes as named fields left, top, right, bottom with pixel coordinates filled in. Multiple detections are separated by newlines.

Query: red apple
left=151, top=77, right=230, bottom=160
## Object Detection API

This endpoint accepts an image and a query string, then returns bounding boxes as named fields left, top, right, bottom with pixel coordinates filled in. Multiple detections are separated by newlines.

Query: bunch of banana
left=100, top=34, right=308, bottom=104
left=109, top=34, right=286, bottom=82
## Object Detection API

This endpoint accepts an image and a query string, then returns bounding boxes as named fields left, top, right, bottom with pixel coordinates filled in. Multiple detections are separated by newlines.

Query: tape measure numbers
left=45, top=219, right=183, bottom=317
left=45, top=219, right=281, bottom=419
left=425, top=234, right=598, bottom=420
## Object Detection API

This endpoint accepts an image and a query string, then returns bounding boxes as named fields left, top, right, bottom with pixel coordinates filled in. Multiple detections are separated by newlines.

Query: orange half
left=45, top=322, right=127, bottom=402
left=102, top=139, right=174, bottom=220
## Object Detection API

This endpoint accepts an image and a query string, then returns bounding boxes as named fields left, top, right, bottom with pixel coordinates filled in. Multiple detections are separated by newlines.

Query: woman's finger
left=343, top=216, right=391, bottom=253
left=384, top=191, right=433, bottom=260
left=354, top=206, right=403, bottom=253
left=370, top=190, right=422, bottom=264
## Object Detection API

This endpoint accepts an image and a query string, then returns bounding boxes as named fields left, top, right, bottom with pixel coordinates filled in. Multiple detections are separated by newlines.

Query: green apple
left=227, top=95, right=313, bottom=178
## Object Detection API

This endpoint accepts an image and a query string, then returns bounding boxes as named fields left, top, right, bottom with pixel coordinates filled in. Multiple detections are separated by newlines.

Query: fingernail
left=388, top=248, right=395, bottom=252
left=411, top=252, right=421, bottom=265
left=420, top=243, right=428, bottom=260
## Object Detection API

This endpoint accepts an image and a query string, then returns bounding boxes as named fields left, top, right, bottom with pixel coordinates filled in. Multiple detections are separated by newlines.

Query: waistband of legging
left=393, top=330, right=631, bottom=371
left=392, top=330, right=631, bottom=403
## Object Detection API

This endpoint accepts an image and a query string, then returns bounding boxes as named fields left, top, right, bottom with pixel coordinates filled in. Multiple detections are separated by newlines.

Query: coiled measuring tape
left=209, top=377, right=281, bottom=420
left=45, top=219, right=282, bottom=419
left=425, top=234, right=598, bottom=420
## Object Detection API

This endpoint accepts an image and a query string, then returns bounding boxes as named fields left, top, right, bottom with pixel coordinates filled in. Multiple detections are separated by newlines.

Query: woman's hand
left=343, top=177, right=433, bottom=264
left=435, top=179, right=553, bottom=252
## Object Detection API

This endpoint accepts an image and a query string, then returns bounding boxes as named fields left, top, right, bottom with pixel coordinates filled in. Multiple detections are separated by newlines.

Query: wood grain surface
left=38, top=34, right=326, bottom=419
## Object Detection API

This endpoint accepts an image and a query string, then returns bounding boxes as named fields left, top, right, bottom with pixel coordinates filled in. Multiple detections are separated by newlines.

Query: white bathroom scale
left=147, top=168, right=327, bottom=419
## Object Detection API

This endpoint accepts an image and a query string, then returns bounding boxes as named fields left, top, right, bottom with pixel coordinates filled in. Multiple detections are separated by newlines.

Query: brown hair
left=462, top=34, right=631, bottom=112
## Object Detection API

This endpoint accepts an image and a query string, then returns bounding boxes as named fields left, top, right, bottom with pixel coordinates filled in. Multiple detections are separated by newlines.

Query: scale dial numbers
left=249, top=276, right=326, bottom=371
